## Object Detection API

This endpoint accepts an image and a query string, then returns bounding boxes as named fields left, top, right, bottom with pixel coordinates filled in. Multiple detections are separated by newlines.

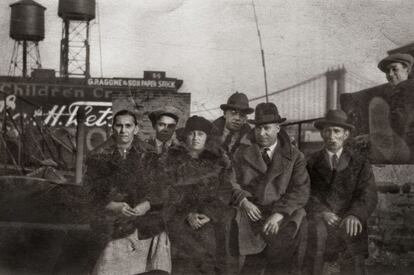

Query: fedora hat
left=314, top=109, right=354, bottom=130
left=248, top=102, right=286, bottom=125
left=220, top=92, right=254, bottom=114
left=378, top=53, right=414, bottom=72
left=148, top=106, right=180, bottom=126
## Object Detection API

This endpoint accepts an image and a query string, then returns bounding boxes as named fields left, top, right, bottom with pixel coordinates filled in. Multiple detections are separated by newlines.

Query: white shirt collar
left=155, top=138, right=172, bottom=153
left=326, top=147, right=343, bottom=159
left=263, top=140, right=278, bottom=159
left=326, top=147, right=343, bottom=168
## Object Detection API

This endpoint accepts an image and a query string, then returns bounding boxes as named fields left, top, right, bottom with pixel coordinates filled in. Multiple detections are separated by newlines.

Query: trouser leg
left=263, top=222, right=299, bottom=275
left=240, top=250, right=267, bottom=275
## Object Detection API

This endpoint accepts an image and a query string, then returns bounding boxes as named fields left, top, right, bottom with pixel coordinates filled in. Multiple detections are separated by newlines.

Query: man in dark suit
left=147, top=106, right=180, bottom=155
left=306, top=110, right=378, bottom=275
left=212, top=92, right=254, bottom=158
left=232, top=102, right=310, bottom=275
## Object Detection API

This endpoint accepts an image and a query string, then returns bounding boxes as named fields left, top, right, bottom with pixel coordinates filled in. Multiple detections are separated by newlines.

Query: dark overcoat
left=232, top=130, right=310, bottom=255
left=212, top=116, right=252, bottom=157
left=84, top=136, right=162, bottom=241
left=306, top=148, right=378, bottom=256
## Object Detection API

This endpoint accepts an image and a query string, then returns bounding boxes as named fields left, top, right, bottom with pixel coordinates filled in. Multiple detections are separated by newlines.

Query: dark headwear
left=184, top=115, right=213, bottom=135
left=378, top=53, right=414, bottom=72
left=148, top=106, right=179, bottom=126
left=220, top=92, right=254, bottom=114
left=248, top=102, right=286, bottom=125
left=314, top=109, right=354, bottom=131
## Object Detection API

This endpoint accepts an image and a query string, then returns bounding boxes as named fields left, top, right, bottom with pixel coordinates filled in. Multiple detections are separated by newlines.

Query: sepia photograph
left=0, top=0, right=413, bottom=274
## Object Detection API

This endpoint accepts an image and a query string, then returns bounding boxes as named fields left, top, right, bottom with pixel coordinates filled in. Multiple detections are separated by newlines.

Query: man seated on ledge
left=305, top=109, right=378, bottom=275
left=232, top=102, right=310, bottom=275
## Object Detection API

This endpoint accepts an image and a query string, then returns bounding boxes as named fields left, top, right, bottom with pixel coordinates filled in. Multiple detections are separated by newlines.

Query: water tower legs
left=59, top=20, right=91, bottom=78
left=8, top=40, right=42, bottom=77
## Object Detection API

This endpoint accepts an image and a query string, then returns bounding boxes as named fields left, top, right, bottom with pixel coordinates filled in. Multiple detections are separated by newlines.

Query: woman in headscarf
left=160, top=115, right=236, bottom=275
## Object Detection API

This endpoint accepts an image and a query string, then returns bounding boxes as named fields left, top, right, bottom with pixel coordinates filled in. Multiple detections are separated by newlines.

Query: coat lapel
left=263, top=141, right=287, bottom=181
left=243, top=144, right=267, bottom=174
left=337, top=150, right=351, bottom=171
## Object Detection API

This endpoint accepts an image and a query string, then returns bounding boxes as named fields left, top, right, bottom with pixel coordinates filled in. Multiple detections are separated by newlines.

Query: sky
left=1, top=0, right=414, bottom=119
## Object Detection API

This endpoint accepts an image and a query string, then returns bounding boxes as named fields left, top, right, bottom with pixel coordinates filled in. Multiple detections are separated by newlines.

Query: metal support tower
left=8, top=40, right=42, bottom=77
left=60, top=20, right=90, bottom=78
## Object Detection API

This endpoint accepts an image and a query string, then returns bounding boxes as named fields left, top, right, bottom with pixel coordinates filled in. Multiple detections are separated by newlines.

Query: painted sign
left=0, top=81, right=113, bottom=129
left=87, top=78, right=177, bottom=89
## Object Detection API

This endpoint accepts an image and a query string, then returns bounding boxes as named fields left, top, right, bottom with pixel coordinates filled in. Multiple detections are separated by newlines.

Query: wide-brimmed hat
left=378, top=53, right=414, bottom=72
left=148, top=106, right=180, bottom=125
left=183, top=115, right=213, bottom=135
left=314, top=109, right=354, bottom=130
left=220, top=92, right=254, bottom=114
left=248, top=102, right=286, bottom=125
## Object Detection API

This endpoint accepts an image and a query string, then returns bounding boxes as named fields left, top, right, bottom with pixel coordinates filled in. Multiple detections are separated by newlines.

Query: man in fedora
left=305, top=109, right=377, bottom=275
left=147, top=106, right=180, bottom=155
left=231, top=102, right=310, bottom=275
left=212, top=92, right=254, bottom=157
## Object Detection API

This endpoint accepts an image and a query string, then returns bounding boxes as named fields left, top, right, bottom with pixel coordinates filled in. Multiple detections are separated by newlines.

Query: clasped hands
left=322, top=211, right=363, bottom=236
left=240, top=198, right=283, bottom=235
left=187, top=213, right=211, bottom=230
left=106, top=200, right=151, bottom=217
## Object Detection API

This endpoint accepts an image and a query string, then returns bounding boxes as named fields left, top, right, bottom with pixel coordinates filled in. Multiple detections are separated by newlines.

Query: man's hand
left=133, top=201, right=151, bottom=216
left=263, top=213, right=284, bottom=235
left=322, top=211, right=340, bottom=227
left=187, top=213, right=211, bottom=230
left=340, top=215, right=363, bottom=236
left=105, top=201, right=136, bottom=217
left=240, top=198, right=262, bottom=222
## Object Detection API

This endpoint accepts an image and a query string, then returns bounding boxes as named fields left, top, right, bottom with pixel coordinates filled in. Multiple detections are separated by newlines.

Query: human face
left=255, top=123, right=280, bottom=148
left=186, top=130, right=207, bottom=152
left=321, top=126, right=349, bottom=153
left=224, top=109, right=247, bottom=132
left=385, top=62, right=410, bottom=86
left=155, top=115, right=177, bottom=142
left=113, top=115, right=139, bottom=146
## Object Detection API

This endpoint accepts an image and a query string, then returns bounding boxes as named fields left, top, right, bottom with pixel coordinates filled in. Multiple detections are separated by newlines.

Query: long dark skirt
left=168, top=214, right=229, bottom=275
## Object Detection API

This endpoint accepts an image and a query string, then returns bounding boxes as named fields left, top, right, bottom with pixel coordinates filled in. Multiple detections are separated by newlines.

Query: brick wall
left=367, top=165, right=414, bottom=267
left=112, top=90, right=191, bottom=140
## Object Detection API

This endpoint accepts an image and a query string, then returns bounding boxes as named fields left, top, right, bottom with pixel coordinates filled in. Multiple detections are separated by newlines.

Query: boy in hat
left=305, top=109, right=377, bottom=275
left=212, top=92, right=254, bottom=157
left=231, top=102, right=310, bottom=275
left=148, top=106, right=180, bottom=155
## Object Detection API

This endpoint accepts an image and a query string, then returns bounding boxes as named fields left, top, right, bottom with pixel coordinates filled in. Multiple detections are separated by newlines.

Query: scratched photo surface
left=0, top=0, right=414, bottom=274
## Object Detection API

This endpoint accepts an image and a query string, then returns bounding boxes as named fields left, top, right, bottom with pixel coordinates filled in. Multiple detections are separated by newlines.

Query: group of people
left=84, top=85, right=380, bottom=275
left=81, top=46, right=414, bottom=275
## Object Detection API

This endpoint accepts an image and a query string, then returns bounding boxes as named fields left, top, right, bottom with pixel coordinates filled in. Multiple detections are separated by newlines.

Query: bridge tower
left=326, top=67, right=346, bottom=110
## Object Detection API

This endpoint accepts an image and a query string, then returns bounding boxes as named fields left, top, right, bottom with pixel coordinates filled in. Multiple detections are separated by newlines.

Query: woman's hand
left=187, top=212, right=211, bottom=230
left=105, top=201, right=136, bottom=217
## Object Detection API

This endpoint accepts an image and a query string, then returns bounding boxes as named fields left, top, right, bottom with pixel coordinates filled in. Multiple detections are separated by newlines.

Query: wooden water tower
left=9, top=0, right=46, bottom=77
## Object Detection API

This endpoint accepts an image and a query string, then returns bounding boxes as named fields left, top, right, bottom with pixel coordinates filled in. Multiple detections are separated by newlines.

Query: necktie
left=332, top=154, right=339, bottom=170
left=262, top=148, right=271, bottom=166
left=222, top=132, right=234, bottom=152
left=161, top=142, right=168, bottom=154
